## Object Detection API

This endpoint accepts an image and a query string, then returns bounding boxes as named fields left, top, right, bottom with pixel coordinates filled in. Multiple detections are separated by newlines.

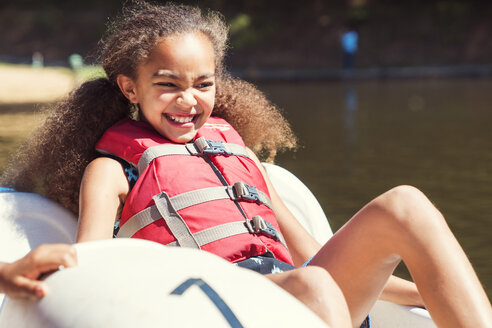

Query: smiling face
left=117, top=32, right=216, bottom=143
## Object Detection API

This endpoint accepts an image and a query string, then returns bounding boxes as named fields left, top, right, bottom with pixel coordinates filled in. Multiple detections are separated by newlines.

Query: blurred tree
left=0, top=0, right=490, bottom=68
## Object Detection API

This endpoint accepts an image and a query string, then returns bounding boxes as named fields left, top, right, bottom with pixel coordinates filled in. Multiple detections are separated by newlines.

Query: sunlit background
left=1, top=0, right=491, bottom=298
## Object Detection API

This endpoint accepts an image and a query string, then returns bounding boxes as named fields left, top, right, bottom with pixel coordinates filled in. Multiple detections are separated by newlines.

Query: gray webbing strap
left=116, top=205, right=160, bottom=238
left=227, top=144, right=249, bottom=156
left=152, top=191, right=200, bottom=248
left=166, top=219, right=288, bottom=250
left=137, top=144, right=197, bottom=174
left=258, top=192, right=272, bottom=209
left=117, top=188, right=232, bottom=239
left=119, top=209, right=288, bottom=250
left=173, top=184, right=273, bottom=211
left=166, top=221, right=250, bottom=247
left=137, top=139, right=250, bottom=174
left=171, top=186, right=234, bottom=211
left=277, top=231, right=288, bottom=249
left=116, top=184, right=274, bottom=238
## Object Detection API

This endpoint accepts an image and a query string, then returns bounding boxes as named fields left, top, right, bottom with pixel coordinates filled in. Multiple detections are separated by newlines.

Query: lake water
left=1, top=78, right=490, bottom=299
left=259, top=79, right=492, bottom=298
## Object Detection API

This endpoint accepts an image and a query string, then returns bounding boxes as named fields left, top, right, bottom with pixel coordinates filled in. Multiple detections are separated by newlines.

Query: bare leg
left=310, top=185, right=492, bottom=327
left=266, top=266, right=352, bottom=327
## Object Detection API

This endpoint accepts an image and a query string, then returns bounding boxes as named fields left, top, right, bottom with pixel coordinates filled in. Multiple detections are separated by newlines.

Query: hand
left=0, top=244, right=77, bottom=300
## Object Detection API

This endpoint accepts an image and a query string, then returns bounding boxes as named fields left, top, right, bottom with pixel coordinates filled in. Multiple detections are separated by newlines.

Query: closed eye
left=154, top=82, right=177, bottom=88
left=196, top=82, right=214, bottom=89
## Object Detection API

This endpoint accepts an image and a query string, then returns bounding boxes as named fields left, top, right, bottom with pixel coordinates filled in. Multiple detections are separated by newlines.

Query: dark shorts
left=234, top=252, right=296, bottom=274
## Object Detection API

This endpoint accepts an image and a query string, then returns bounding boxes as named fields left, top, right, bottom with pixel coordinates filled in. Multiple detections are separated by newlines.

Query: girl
left=2, top=2, right=490, bottom=327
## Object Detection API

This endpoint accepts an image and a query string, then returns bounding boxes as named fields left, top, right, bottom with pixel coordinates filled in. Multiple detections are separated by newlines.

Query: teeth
left=167, top=114, right=194, bottom=123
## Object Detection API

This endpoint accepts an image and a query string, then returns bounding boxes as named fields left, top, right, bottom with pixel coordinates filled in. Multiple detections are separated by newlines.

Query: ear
left=116, top=74, right=139, bottom=103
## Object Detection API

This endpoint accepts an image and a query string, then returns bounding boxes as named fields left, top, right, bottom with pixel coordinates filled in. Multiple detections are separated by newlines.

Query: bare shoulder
left=82, top=156, right=129, bottom=198
left=85, top=156, right=125, bottom=173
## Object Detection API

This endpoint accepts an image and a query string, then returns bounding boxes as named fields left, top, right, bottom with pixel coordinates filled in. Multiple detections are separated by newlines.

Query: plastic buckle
left=261, top=221, right=280, bottom=241
left=245, top=216, right=280, bottom=241
left=195, top=137, right=231, bottom=155
left=244, top=219, right=255, bottom=234
left=233, top=182, right=261, bottom=204
left=252, top=215, right=267, bottom=233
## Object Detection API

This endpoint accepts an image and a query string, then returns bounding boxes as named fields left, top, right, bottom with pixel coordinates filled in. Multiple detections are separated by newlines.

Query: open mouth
left=165, top=113, right=196, bottom=124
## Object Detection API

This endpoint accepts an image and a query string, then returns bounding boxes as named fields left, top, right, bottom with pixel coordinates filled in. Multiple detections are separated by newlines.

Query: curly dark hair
left=0, top=2, right=297, bottom=215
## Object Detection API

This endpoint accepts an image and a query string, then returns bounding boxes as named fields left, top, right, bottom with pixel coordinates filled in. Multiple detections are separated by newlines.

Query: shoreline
left=0, top=65, right=75, bottom=104
left=1, top=63, right=491, bottom=104
left=232, top=64, right=492, bottom=82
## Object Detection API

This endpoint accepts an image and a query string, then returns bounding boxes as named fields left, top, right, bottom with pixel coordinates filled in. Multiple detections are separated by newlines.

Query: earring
left=130, top=103, right=141, bottom=121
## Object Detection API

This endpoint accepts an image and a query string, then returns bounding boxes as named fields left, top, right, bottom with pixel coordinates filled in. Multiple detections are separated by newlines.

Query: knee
left=284, top=266, right=344, bottom=305
left=370, top=185, right=445, bottom=233
left=271, top=267, right=351, bottom=326
left=379, top=185, right=429, bottom=213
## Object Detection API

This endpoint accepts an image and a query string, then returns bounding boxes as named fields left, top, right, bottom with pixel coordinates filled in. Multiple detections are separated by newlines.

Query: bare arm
left=381, top=275, right=425, bottom=307
left=0, top=244, right=77, bottom=299
left=246, top=149, right=321, bottom=266
left=76, top=157, right=129, bottom=242
left=0, top=158, right=126, bottom=299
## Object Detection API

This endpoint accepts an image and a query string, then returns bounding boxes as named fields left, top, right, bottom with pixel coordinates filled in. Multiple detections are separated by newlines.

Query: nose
left=176, top=90, right=197, bottom=108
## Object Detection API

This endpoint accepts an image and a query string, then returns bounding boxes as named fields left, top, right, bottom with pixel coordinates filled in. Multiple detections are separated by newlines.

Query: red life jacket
left=96, top=117, right=293, bottom=265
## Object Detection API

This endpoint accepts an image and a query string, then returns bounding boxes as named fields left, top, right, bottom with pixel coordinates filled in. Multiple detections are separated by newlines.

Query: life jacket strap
left=137, top=138, right=250, bottom=174
left=116, top=184, right=273, bottom=238
left=137, top=144, right=193, bottom=174
left=166, top=216, right=288, bottom=250
left=168, top=183, right=272, bottom=211
left=152, top=191, right=201, bottom=249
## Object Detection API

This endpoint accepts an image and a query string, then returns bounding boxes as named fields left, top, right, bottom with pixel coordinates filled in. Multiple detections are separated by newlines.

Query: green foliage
left=229, top=13, right=258, bottom=49
left=347, top=5, right=369, bottom=23
left=36, top=10, right=64, bottom=33
left=228, top=12, right=280, bottom=50
left=229, top=13, right=251, bottom=34
left=436, top=1, right=471, bottom=20
left=75, top=65, right=106, bottom=81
